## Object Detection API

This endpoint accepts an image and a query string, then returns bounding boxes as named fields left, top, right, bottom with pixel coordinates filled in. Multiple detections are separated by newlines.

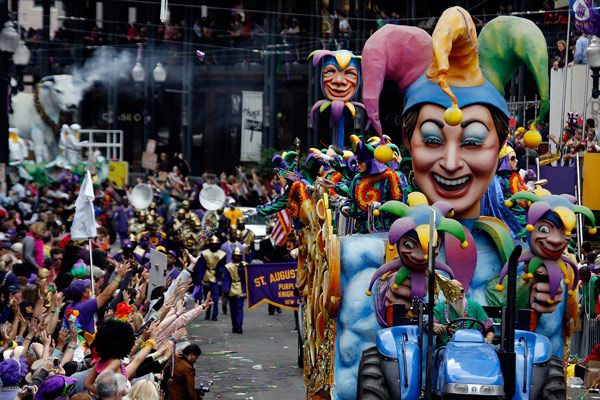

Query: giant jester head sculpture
left=361, top=7, right=550, bottom=219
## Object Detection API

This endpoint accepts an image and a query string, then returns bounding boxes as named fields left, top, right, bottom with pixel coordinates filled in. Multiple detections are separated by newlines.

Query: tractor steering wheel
left=445, top=318, right=486, bottom=336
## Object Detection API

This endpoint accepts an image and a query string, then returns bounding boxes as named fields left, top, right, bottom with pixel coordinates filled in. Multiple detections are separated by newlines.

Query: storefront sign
left=240, top=91, right=263, bottom=162
left=245, top=262, right=301, bottom=311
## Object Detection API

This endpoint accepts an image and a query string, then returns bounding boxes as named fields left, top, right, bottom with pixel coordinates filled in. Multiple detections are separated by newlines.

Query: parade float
left=8, top=75, right=113, bottom=186
left=269, top=6, right=596, bottom=400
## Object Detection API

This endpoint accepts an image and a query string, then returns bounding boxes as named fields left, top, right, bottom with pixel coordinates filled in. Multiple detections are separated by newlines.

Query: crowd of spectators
left=0, top=145, right=279, bottom=399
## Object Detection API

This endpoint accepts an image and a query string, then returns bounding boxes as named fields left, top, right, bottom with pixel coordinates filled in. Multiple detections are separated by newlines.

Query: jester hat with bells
left=361, top=7, right=549, bottom=163
left=366, top=193, right=468, bottom=317
left=271, top=151, right=302, bottom=182
left=497, top=191, right=597, bottom=300
left=349, top=134, right=388, bottom=176
left=309, top=50, right=365, bottom=148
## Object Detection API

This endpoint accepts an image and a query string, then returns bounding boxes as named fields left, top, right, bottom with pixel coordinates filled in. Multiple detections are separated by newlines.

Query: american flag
left=271, top=209, right=292, bottom=247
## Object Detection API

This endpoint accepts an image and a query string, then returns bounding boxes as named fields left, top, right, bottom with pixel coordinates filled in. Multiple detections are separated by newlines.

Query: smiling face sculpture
left=361, top=7, right=550, bottom=219
left=408, top=104, right=501, bottom=218
left=321, top=58, right=360, bottom=102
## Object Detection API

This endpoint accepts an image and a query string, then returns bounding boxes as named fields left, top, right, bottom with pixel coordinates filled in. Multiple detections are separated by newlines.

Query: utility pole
left=181, top=0, right=194, bottom=164
left=263, top=0, right=277, bottom=149
left=41, top=0, right=50, bottom=77
left=0, top=0, right=11, bottom=194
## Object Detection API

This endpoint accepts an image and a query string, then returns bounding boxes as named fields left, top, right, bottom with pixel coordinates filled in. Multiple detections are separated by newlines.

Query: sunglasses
left=509, top=156, right=517, bottom=161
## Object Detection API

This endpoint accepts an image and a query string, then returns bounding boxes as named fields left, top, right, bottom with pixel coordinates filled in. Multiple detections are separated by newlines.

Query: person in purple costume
left=63, top=260, right=131, bottom=335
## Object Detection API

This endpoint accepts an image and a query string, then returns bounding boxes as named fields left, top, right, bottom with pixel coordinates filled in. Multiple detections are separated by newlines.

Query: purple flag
left=245, top=262, right=301, bottom=311
left=571, top=0, right=600, bottom=35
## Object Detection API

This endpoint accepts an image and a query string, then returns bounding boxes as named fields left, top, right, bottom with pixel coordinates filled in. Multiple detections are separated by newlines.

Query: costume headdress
left=505, top=191, right=597, bottom=236
left=362, top=7, right=549, bottom=162
left=349, top=135, right=387, bottom=176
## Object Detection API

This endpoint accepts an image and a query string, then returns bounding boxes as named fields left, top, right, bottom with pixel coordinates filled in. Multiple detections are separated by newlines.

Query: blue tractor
left=356, top=246, right=565, bottom=400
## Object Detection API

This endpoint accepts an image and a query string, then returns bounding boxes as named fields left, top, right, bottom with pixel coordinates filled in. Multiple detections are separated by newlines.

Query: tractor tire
left=357, top=347, right=391, bottom=400
left=539, top=356, right=566, bottom=400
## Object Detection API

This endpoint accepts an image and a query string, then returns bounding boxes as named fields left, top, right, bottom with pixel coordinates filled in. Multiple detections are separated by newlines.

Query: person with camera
left=164, top=344, right=202, bottom=400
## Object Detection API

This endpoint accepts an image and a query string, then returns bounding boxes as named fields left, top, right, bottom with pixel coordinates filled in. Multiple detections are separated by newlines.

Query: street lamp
left=12, top=41, right=30, bottom=66
left=131, top=62, right=145, bottom=82
left=0, top=21, right=19, bottom=53
left=0, top=21, right=18, bottom=195
left=152, top=63, right=167, bottom=82
left=131, top=43, right=145, bottom=82
left=587, top=36, right=600, bottom=99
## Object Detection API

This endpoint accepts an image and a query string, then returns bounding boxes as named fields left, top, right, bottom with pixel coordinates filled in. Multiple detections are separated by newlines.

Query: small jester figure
left=366, top=193, right=467, bottom=326
left=192, top=235, right=227, bottom=321
left=335, top=135, right=408, bottom=233
left=309, top=50, right=365, bottom=148
left=496, top=191, right=597, bottom=330
left=222, top=247, right=248, bottom=334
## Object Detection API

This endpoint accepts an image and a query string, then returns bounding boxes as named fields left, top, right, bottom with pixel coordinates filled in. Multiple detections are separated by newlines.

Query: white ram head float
left=39, top=75, right=85, bottom=112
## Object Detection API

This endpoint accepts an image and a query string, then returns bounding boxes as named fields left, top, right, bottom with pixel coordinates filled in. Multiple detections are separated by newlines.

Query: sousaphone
left=129, top=183, right=153, bottom=210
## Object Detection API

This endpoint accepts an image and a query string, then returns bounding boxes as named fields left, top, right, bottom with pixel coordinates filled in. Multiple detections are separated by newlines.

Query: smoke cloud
left=68, top=47, right=135, bottom=89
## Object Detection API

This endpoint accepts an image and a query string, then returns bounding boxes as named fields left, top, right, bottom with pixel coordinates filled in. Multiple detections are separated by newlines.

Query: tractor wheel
left=357, top=347, right=391, bottom=400
left=539, top=356, right=566, bottom=400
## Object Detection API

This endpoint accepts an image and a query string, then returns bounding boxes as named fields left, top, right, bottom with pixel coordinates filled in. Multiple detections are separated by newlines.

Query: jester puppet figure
left=365, top=193, right=467, bottom=327
left=497, top=191, right=596, bottom=336
left=332, top=7, right=553, bottom=399
left=309, top=50, right=364, bottom=148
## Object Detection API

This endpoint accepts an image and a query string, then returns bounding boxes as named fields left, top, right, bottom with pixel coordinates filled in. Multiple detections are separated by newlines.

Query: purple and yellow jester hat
left=362, top=6, right=549, bottom=162
left=366, top=192, right=467, bottom=296
left=505, top=191, right=597, bottom=237
left=375, top=192, right=468, bottom=257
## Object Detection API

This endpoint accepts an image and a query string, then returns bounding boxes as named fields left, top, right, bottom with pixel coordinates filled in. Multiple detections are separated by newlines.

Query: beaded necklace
left=444, top=299, right=469, bottom=328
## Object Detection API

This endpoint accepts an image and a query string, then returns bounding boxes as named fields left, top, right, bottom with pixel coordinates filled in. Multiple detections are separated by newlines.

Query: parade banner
left=245, top=262, right=301, bottom=311
left=583, top=153, right=600, bottom=210
left=240, top=90, right=263, bottom=162
left=540, top=165, right=577, bottom=196
left=571, top=0, right=600, bottom=35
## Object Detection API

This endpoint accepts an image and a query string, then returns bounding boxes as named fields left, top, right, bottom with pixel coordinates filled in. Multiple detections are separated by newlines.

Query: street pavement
left=187, top=303, right=305, bottom=400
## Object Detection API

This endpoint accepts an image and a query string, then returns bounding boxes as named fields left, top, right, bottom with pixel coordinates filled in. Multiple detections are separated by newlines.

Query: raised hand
left=530, top=266, right=563, bottom=314
left=184, top=249, right=201, bottom=267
